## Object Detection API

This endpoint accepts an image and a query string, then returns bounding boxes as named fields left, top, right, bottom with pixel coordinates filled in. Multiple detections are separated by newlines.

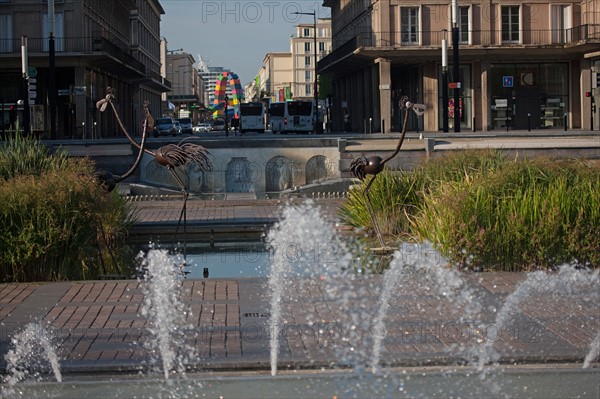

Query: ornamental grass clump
left=415, top=157, right=600, bottom=271
left=340, top=149, right=509, bottom=243
left=0, top=134, right=135, bottom=282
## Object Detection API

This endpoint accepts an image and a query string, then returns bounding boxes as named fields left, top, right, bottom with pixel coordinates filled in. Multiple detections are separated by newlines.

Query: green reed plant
left=415, top=157, right=600, bottom=270
left=0, top=132, right=71, bottom=180
left=340, top=169, right=425, bottom=242
left=0, top=134, right=135, bottom=282
left=340, top=149, right=510, bottom=245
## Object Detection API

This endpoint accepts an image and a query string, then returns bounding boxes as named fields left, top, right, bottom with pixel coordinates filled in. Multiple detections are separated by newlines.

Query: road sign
left=448, top=82, right=461, bottom=89
left=502, top=76, right=514, bottom=88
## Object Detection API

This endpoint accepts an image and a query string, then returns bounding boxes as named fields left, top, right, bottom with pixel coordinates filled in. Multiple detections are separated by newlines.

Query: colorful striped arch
left=211, top=71, right=242, bottom=119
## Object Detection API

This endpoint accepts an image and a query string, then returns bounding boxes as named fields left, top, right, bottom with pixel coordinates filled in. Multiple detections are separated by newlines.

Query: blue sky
left=160, top=0, right=331, bottom=85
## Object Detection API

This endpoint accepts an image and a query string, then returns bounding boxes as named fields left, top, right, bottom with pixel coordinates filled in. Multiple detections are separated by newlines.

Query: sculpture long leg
left=98, top=221, right=123, bottom=276
left=363, top=175, right=386, bottom=248
left=166, top=167, right=189, bottom=263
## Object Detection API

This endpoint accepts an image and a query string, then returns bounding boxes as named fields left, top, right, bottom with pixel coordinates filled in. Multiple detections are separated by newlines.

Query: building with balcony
left=319, top=0, right=600, bottom=133
left=290, top=18, right=332, bottom=100
left=0, top=0, right=170, bottom=139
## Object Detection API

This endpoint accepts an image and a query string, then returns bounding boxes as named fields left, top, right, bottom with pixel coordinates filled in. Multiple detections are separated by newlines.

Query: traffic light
left=586, top=92, right=592, bottom=97
left=190, top=103, right=197, bottom=109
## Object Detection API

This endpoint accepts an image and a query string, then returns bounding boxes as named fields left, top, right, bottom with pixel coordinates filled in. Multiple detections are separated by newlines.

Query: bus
left=268, top=102, right=285, bottom=133
left=239, top=102, right=265, bottom=133
left=268, top=100, right=315, bottom=134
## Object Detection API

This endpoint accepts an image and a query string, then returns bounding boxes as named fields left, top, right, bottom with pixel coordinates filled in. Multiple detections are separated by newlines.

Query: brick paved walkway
left=0, top=199, right=598, bottom=375
left=1, top=270, right=598, bottom=374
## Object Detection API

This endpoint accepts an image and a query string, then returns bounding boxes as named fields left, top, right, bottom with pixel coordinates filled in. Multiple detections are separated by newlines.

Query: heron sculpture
left=350, top=97, right=426, bottom=248
left=86, top=97, right=152, bottom=276
left=91, top=100, right=151, bottom=193
left=96, top=87, right=213, bottom=262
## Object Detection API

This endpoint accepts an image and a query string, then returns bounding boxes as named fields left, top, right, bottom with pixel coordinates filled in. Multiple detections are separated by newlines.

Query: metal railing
left=0, top=36, right=146, bottom=74
left=357, top=25, right=600, bottom=48
left=318, top=24, right=600, bottom=71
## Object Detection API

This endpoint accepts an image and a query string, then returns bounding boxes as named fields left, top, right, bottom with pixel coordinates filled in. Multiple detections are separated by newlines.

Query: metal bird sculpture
left=97, top=87, right=212, bottom=262
left=350, top=97, right=426, bottom=248
left=91, top=100, right=151, bottom=192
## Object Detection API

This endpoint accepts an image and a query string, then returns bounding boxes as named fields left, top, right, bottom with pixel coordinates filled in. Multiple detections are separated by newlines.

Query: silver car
left=154, top=117, right=180, bottom=136
left=176, top=117, right=193, bottom=134
left=193, top=122, right=212, bottom=133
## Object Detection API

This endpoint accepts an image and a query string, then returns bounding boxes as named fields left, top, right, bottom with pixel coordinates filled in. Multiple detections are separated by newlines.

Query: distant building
left=262, top=52, right=293, bottom=102
left=290, top=18, right=332, bottom=100
left=165, top=51, right=203, bottom=121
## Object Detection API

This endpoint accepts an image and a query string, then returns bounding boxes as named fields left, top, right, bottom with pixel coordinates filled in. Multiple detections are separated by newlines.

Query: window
left=305, top=84, right=312, bottom=95
left=305, top=70, right=311, bottom=81
left=305, top=56, right=311, bottom=66
left=303, top=28, right=310, bottom=37
left=319, top=42, right=325, bottom=52
left=551, top=5, right=572, bottom=43
left=501, top=6, right=520, bottom=43
left=400, top=7, right=419, bottom=44
left=43, top=12, right=65, bottom=51
left=0, top=14, right=12, bottom=52
left=304, top=42, right=311, bottom=52
left=459, top=6, right=470, bottom=44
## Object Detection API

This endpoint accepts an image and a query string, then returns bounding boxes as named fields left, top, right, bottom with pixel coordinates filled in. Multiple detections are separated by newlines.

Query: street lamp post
left=21, top=36, right=30, bottom=134
left=48, top=0, right=57, bottom=139
left=451, top=0, right=461, bottom=132
left=441, top=31, right=449, bottom=133
left=292, top=11, right=320, bottom=133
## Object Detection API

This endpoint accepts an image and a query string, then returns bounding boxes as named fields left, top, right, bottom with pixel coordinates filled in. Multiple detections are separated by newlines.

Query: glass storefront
left=438, top=64, right=472, bottom=130
left=489, top=63, right=569, bottom=130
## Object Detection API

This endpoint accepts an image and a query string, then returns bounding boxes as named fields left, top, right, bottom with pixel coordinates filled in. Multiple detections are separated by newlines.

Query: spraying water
left=2, top=322, right=62, bottom=395
left=370, top=242, right=483, bottom=373
left=266, top=201, right=352, bottom=376
left=139, top=248, right=193, bottom=379
left=476, top=264, right=600, bottom=370
left=583, top=329, right=600, bottom=368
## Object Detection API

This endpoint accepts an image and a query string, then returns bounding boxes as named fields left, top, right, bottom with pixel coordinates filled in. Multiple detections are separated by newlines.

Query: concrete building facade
left=319, top=0, right=600, bottom=133
left=290, top=18, right=333, bottom=100
left=0, top=0, right=170, bottom=139
left=262, top=52, right=293, bottom=102
left=165, top=51, right=204, bottom=122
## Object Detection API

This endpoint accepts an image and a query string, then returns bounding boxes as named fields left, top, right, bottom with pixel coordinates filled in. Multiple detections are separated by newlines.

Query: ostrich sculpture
left=350, top=97, right=426, bottom=248
left=96, top=87, right=212, bottom=261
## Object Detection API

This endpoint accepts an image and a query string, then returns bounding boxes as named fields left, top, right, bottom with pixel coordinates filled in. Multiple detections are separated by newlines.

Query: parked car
left=154, top=117, right=179, bottom=136
left=193, top=122, right=212, bottom=133
left=211, top=119, right=226, bottom=131
left=177, top=117, right=193, bottom=134
left=173, top=120, right=182, bottom=135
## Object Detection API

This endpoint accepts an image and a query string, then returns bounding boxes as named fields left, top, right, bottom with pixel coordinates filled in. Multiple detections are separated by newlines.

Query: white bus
left=268, top=100, right=315, bottom=134
left=268, top=102, right=286, bottom=133
left=239, top=102, right=265, bottom=133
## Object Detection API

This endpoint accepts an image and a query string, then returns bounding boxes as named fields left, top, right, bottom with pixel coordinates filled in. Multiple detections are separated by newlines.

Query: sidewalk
left=0, top=200, right=598, bottom=375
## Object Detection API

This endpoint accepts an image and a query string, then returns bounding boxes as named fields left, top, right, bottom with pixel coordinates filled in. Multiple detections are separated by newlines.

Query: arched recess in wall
left=265, top=156, right=294, bottom=192
left=306, top=155, right=331, bottom=184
